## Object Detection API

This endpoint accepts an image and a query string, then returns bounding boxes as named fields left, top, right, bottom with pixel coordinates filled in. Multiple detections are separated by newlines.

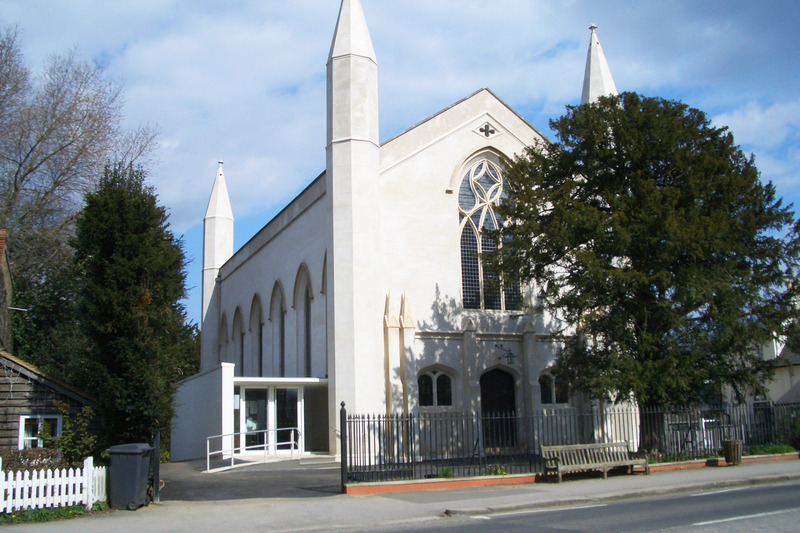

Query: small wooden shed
left=0, top=350, right=98, bottom=449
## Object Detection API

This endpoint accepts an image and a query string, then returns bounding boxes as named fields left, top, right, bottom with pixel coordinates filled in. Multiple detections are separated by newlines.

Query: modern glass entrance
left=232, top=380, right=328, bottom=455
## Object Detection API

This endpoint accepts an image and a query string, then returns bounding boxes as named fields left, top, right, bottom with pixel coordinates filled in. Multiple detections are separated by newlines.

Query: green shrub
left=37, top=402, right=97, bottom=468
left=438, top=466, right=455, bottom=478
left=482, top=462, right=507, bottom=476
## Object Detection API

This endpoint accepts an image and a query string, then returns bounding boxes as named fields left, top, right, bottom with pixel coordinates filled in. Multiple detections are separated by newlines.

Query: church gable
left=375, top=89, right=544, bottom=326
left=379, top=88, right=546, bottom=178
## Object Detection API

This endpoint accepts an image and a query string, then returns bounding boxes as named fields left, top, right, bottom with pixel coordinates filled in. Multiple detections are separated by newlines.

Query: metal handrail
left=206, top=427, right=301, bottom=472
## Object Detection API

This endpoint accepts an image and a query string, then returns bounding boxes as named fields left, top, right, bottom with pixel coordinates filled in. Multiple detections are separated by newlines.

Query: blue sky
left=3, top=1, right=799, bottom=326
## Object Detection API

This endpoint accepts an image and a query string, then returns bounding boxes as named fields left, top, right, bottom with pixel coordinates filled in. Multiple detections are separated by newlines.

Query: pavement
left=5, top=455, right=800, bottom=532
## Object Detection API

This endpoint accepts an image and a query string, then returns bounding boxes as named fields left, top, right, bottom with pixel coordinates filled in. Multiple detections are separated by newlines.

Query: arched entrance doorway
left=479, top=368, right=516, bottom=447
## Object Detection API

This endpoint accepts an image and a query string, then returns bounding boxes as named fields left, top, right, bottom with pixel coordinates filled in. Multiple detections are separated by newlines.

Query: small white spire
left=328, top=0, right=376, bottom=64
left=205, top=160, right=233, bottom=221
left=201, top=160, right=234, bottom=337
left=581, top=24, right=618, bottom=105
left=326, top=0, right=379, bottom=147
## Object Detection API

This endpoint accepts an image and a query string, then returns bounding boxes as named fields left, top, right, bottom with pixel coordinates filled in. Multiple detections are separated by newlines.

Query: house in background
left=766, top=347, right=800, bottom=404
left=171, top=0, right=622, bottom=461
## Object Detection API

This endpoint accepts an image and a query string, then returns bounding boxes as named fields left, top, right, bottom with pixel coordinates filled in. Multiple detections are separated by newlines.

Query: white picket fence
left=0, top=456, right=106, bottom=513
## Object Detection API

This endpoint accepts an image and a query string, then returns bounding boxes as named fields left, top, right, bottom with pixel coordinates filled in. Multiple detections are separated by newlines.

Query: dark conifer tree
left=499, top=92, right=800, bottom=407
left=73, top=163, right=198, bottom=447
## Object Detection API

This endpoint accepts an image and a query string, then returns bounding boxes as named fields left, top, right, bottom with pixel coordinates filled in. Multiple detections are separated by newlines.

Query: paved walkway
left=157, top=455, right=342, bottom=501
left=6, top=457, right=800, bottom=532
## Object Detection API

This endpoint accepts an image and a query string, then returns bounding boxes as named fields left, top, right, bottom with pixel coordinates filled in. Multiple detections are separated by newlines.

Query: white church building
left=171, top=0, right=618, bottom=461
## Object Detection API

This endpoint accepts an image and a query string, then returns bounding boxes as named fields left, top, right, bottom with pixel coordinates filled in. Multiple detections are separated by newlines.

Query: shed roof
left=0, top=350, right=98, bottom=407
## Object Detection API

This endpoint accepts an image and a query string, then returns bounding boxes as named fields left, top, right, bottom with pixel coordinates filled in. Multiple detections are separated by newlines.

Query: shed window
left=18, top=415, right=62, bottom=450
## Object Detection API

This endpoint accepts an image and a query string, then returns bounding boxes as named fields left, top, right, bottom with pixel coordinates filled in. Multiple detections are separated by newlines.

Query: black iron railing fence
left=339, top=401, right=800, bottom=487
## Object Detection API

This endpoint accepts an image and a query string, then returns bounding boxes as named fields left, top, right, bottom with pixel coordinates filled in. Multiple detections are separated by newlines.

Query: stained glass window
left=458, top=158, right=521, bottom=310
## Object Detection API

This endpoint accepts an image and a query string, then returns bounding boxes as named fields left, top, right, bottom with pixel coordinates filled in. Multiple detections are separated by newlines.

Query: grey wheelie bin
left=106, top=443, right=153, bottom=510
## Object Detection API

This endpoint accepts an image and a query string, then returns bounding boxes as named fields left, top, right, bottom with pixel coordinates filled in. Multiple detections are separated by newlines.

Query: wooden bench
left=541, top=442, right=649, bottom=483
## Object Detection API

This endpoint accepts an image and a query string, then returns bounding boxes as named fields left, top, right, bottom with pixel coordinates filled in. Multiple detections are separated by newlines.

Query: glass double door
left=238, top=387, right=300, bottom=453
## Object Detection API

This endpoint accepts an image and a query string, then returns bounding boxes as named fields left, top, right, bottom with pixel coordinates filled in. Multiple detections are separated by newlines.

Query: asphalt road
left=355, top=480, right=800, bottom=532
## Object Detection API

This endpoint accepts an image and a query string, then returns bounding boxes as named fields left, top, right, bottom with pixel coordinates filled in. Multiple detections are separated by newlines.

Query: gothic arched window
left=458, top=158, right=521, bottom=310
left=539, top=372, right=569, bottom=405
left=270, top=284, right=286, bottom=377
left=232, top=308, right=244, bottom=377
left=294, top=265, right=313, bottom=378
left=418, top=369, right=453, bottom=407
left=249, top=296, right=263, bottom=377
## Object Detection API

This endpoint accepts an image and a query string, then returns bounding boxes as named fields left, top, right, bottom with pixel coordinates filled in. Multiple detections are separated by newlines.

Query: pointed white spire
left=326, top=0, right=383, bottom=414
left=326, top=0, right=379, bottom=146
left=328, top=0, right=376, bottom=64
left=581, top=24, right=618, bottom=105
left=204, top=160, right=233, bottom=221
left=202, top=160, right=234, bottom=343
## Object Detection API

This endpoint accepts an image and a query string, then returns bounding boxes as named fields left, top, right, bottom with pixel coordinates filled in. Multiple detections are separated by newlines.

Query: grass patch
left=0, top=501, right=107, bottom=525
left=746, top=444, right=796, bottom=456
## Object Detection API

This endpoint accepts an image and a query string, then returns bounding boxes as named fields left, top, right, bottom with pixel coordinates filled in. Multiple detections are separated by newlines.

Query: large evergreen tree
left=1, top=25, right=157, bottom=372
left=499, top=92, right=800, bottom=407
left=73, top=164, right=198, bottom=446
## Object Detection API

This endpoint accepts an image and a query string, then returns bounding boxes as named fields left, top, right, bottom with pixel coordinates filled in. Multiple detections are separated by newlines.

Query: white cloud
left=712, top=100, right=800, bottom=203
left=4, top=0, right=800, bottom=324
left=714, top=101, right=800, bottom=151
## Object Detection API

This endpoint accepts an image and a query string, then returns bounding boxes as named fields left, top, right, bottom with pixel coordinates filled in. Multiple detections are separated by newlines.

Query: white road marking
left=690, top=487, right=751, bottom=497
left=473, top=503, right=608, bottom=519
left=693, top=508, right=800, bottom=526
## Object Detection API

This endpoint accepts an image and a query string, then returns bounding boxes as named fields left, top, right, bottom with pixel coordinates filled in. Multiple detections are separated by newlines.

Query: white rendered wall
left=171, top=363, right=234, bottom=461
left=215, top=178, right=330, bottom=381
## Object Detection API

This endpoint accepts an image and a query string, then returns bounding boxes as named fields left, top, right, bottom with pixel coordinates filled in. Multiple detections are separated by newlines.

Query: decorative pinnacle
left=218, top=160, right=224, bottom=166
